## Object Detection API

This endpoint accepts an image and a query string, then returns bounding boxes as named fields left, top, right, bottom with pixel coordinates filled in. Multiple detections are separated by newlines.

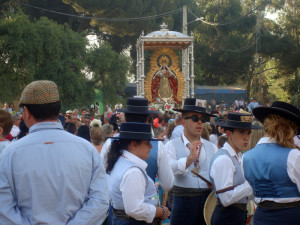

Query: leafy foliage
left=0, top=12, right=108, bottom=109
left=85, top=42, right=130, bottom=106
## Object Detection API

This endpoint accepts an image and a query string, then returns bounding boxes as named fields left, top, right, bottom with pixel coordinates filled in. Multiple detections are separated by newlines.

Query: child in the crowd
left=0, top=109, right=13, bottom=154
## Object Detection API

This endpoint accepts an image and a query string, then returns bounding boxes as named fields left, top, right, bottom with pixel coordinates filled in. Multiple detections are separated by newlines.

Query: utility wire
left=20, top=3, right=182, bottom=22
left=188, top=8, right=255, bottom=26
left=187, top=1, right=267, bottom=27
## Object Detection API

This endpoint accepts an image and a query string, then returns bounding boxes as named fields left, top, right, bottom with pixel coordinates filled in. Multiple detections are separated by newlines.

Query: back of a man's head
left=19, top=80, right=61, bottom=121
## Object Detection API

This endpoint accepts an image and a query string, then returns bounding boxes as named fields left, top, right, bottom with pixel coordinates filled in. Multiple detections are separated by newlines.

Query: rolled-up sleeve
left=121, top=168, right=156, bottom=224
left=165, top=141, right=189, bottom=176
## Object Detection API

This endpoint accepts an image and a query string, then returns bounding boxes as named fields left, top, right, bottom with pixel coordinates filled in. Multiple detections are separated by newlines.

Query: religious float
left=136, top=23, right=194, bottom=109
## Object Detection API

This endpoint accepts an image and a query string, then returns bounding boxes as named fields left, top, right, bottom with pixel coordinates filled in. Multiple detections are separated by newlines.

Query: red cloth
left=4, top=134, right=13, bottom=141
left=153, top=118, right=159, bottom=128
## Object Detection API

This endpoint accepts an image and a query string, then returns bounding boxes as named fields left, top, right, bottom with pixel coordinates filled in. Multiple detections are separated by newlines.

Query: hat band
left=125, top=105, right=151, bottom=113
left=223, top=120, right=252, bottom=128
left=126, top=105, right=149, bottom=108
left=119, top=131, right=151, bottom=135
left=182, top=105, right=206, bottom=112
left=119, top=131, right=153, bottom=140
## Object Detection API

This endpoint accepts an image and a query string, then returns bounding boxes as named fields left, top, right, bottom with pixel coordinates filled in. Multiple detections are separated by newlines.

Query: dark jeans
left=254, top=206, right=300, bottom=225
left=112, top=215, right=149, bottom=225
left=107, top=204, right=113, bottom=225
left=211, top=204, right=247, bottom=225
left=171, top=193, right=210, bottom=225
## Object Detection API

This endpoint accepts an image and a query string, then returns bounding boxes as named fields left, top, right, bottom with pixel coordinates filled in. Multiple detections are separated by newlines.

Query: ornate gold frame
left=144, top=48, right=184, bottom=103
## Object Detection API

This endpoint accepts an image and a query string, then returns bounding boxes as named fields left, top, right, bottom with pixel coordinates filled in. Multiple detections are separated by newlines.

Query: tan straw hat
left=19, top=80, right=59, bottom=106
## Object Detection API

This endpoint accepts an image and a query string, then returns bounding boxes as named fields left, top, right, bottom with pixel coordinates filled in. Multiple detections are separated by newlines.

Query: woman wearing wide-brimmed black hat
left=209, top=112, right=261, bottom=225
left=106, top=122, right=169, bottom=225
left=243, top=101, right=300, bottom=225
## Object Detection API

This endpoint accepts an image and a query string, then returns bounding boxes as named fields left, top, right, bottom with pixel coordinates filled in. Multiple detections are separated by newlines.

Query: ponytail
left=106, top=139, right=131, bottom=174
left=106, top=139, right=143, bottom=174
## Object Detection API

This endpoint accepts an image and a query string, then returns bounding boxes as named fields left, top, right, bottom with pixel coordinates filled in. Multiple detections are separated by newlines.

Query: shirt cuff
left=177, top=157, right=189, bottom=175
left=147, top=204, right=157, bottom=224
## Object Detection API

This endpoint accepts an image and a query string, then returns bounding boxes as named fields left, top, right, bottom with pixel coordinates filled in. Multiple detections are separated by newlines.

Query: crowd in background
left=0, top=98, right=268, bottom=173
left=0, top=96, right=269, bottom=156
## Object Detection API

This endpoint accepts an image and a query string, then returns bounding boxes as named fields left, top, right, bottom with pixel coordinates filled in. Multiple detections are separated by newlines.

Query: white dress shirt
left=242, top=137, right=300, bottom=203
left=209, top=134, right=218, bottom=146
left=10, top=125, right=20, bottom=137
left=210, top=142, right=253, bottom=207
left=165, top=135, right=217, bottom=176
left=120, top=151, right=156, bottom=223
left=102, top=139, right=174, bottom=190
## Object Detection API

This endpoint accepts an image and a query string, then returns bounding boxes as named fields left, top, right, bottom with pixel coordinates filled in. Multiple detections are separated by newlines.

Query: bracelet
left=160, top=206, right=165, bottom=219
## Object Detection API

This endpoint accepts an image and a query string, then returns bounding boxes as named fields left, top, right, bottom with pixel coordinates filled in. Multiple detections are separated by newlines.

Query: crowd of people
left=0, top=80, right=299, bottom=225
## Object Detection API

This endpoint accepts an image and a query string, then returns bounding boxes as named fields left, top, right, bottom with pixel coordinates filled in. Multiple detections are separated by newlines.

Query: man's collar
left=182, top=134, right=203, bottom=146
left=222, top=142, right=242, bottom=159
left=29, top=122, right=63, bottom=133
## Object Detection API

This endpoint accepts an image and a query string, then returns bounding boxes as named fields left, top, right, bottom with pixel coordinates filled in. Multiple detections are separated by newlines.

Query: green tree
left=0, top=12, right=92, bottom=109
left=192, top=0, right=256, bottom=88
left=85, top=42, right=130, bottom=106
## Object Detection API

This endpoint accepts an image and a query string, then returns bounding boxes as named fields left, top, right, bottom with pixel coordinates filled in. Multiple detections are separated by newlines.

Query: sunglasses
left=184, top=115, right=206, bottom=123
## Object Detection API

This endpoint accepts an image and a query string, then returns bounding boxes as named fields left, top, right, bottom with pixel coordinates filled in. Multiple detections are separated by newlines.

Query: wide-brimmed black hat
left=173, top=98, right=215, bottom=117
left=215, top=113, right=261, bottom=129
left=108, top=122, right=162, bottom=141
left=252, top=101, right=300, bottom=133
left=116, top=97, right=159, bottom=114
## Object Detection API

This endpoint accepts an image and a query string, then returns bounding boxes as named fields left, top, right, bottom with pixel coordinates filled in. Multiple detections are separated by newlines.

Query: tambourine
left=203, top=191, right=256, bottom=225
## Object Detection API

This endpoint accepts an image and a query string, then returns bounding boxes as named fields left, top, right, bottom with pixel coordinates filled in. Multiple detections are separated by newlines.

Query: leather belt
left=172, top=185, right=211, bottom=197
left=258, top=201, right=300, bottom=210
left=113, top=209, right=134, bottom=221
left=217, top=198, right=247, bottom=212
left=113, top=209, right=161, bottom=225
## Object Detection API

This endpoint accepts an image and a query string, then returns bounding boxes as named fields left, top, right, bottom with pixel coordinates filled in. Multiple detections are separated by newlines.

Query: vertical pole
left=141, top=41, right=145, bottom=97
left=183, top=5, right=188, bottom=35
left=191, top=42, right=195, bottom=98
left=136, top=45, right=140, bottom=96
left=187, top=47, right=190, bottom=97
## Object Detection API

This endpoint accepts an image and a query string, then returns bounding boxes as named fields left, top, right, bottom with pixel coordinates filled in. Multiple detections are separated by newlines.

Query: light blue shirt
left=247, top=101, right=259, bottom=112
left=170, top=125, right=184, bottom=140
left=0, top=122, right=109, bottom=225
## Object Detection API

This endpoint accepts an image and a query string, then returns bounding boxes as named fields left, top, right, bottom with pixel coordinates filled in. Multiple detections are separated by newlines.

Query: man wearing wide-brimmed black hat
left=165, top=98, right=218, bottom=225
left=209, top=112, right=261, bottom=225
left=243, top=101, right=300, bottom=225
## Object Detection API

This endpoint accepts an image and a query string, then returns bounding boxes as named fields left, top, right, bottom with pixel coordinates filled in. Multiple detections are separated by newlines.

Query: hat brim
left=173, top=109, right=216, bottom=117
left=215, top=121, right=261, bottom=130
left=106, top=136, right=163, bottom=141
left=253, top=106, right=300, bottom=133
left=116, top=108, right=160, bottom=114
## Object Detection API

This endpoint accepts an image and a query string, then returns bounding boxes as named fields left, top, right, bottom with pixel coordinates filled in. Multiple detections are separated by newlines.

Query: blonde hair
left=247, top=120, right=264, bottom=151
left=264, top=114, right=299, bottom=149
left=101, top=124, right=114, bottom=139
left=90, top=125, right=103, bottom=146
left=90, top=119, right=101, bottom=128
